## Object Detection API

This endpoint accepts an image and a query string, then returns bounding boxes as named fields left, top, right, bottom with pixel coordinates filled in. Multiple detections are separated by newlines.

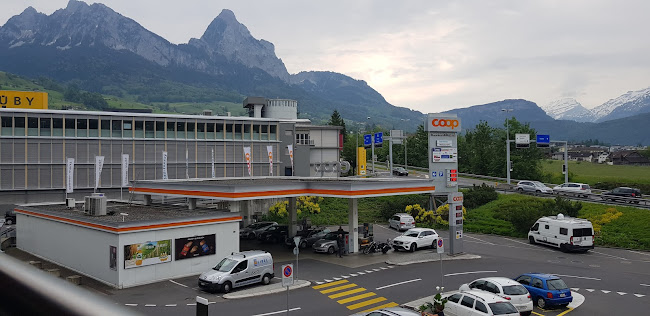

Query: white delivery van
left=198, top=250, right=274, bottom=293
left=528, top=214, right=594, bottom=252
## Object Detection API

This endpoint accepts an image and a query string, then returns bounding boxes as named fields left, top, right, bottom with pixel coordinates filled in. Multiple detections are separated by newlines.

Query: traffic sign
left=293, top=247, right=299, bottom=255
left=282, top=264, right=294, bottom=287
left=293, top=236, right=302, bottom=247
left=374, top=132, right=383, bottom=144
left=515, top=133, right=530, bottom=148
left=437, top=238, right=444, bottom=254
left=364, top=134, right=372, bottom=147
left=536, top=134, right=550, bottom=148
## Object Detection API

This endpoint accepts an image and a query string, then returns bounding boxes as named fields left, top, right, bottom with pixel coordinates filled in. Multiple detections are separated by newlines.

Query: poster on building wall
left=94, top=156, right=104, bottom=190
left=174, top=234, right=216, bottom=260
left=244, top=147, right=252, bottom=176
left=162, top=151, right=168, bottom=180
left=211, top=148, right=216, bottom=178
left=110, top=245, right=117, bottom=270
left=124, top=240, right=172, bottom=269
left=66, top=158, right=75, bottom=193
left=287, top=145, right=294, bottom=176
left=121, top=154, right=129, bottom=187
left=267, top=145, right=273, bottom=176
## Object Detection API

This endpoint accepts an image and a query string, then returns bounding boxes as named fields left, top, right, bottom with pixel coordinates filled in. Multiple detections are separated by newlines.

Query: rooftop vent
left=202, top=110, right=213, bottom=116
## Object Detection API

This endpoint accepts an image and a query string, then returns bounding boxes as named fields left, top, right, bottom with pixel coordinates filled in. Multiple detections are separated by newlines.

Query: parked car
left=459, top=277, right=533, bottom=315
left=391, top=228, right=438, bottom=252
left=388, top=213, right=415, bottom=231
left=444, top=290, right=520, bottom=316
left=258, top=225, right=288, bottom=243
left=552, top=183, right=591, bottom=197
left=514, top=273, right=572, bottom=309
left=528, top=214, right=594, bottom=252
left=312, top=231, right=348, bottom=254
left=392, top=167, right=409, bottom=176
left=285, top=227, right=331, bottom=248
left=358, top=306, right=420, bottom=316
left=601, top=187, right=642, bottom=203
left=239, top=221, right=277, bottom=240
left=4, top=210, right=16, bottom=225
left=516, top=181, right=553, bottom=194
left=198, top=250, right=273, bottom=293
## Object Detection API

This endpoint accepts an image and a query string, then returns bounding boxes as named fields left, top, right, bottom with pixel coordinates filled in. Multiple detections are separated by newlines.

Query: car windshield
left=503, top=285, right=528, bottom=295
left=213, top=258, right=238, bottom=272
left=547, top=279, right=569, bottom=290
left=247, top=223, right=263, bottom=229
left=532, top=181, right=545, bottom=187
left=488, top=302, right=519, bottom=315
left=402, top=229, right=420, bottom=237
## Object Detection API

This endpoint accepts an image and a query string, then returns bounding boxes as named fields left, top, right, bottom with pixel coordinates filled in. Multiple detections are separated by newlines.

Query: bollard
left=196, top=296, right=208, bottom=316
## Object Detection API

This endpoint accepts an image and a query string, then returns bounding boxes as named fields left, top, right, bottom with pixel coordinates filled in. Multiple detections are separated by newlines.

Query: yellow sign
left=357, top=147, right=367, bottom=176
left=0, top=91, right=48, bottom=109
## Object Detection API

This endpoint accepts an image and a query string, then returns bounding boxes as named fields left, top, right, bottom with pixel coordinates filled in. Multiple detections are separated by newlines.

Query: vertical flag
left=162, top=151, right=168, bottom=180
left=121, top=154, right=129, bottom=187
left=66, top=158, right=75, bottom=193
left=287, top=144, right=294, bottom=176
left=211, top=148, right=216, bottom=178
left=94, top=156, right=105, bottom=190
left=185, top=148, right=189, bottom=179
left=267, top=145, right=274, bottom=176
left=243, top=147, right=252, bottom=177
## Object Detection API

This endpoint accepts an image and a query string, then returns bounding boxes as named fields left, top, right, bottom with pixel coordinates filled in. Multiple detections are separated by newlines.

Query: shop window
left=134, top=121, right=144, bottom=138
left=39, top=118, right=51, bottom=136
left=1, top=116, right=12, bottom=136
left=28, top=117, right=39, bottom=136
left=101, top=120, right=110, bottom=137
left=76, top=119, right=87, bottom=137
left=88, top=119, right=98, bottom=137
left=52, top=118, right=63, bottom=136
left=14, top=117, right=25, bottom=136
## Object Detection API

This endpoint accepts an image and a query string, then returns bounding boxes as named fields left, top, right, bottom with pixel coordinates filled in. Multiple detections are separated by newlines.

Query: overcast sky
left=2, top=0, right=650, bottom=113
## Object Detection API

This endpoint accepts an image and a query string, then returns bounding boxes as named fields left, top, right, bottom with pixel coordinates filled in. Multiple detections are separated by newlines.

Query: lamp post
left=501, top=108, right=514, bottom=184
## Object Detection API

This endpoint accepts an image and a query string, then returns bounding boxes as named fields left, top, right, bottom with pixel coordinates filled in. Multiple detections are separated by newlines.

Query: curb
left=222, top=280, right=311, bottom=299
left=386, top=254, right=482, bottom=266
left=568, top=292, right=585, bottom=309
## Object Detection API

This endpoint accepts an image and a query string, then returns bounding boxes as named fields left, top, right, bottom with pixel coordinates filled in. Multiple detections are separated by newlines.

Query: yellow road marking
left=558, top=307, right=574, bottom=316
left=532, top=312, right=545, bottom=316
left=320, top=283, right=357, bottom=294
left=313, top=280, right=348, bottom=289
left=337, top=292, right=376, bottom=304
left=346, top=297, right=387, bottom=310
left=358, top=302, right=399, bottom=313
left=329, top=288, right=366, bottom=299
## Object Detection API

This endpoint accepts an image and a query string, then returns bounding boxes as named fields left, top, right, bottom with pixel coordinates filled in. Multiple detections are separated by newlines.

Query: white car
left=459, top=277, right=533, bottom=315
left=388, top=213, right=415, bottom=231
left=516, top=181, right=553, bottom=194
left=391, top=228, right=438, bottom=252
left=552, top=183, right=591, bottom=197
left=444, top=290, right=520, bottom=316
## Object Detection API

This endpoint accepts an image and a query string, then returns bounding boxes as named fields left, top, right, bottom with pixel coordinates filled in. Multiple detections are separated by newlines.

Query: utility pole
left=502, top=109, right=513, bottom=184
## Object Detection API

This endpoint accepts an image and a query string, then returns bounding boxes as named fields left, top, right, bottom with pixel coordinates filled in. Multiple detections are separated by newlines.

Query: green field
left=542, top=159, right=650, bottom=185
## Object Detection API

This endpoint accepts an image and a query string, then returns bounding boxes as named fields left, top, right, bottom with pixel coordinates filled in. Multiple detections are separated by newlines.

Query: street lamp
left=501, top=108, right=514, bottom=184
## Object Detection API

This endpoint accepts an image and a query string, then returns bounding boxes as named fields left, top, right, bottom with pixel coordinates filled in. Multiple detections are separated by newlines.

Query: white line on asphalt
left=592, top=251, right=629, bottom=261
left=376, top=278, right=422, bottom=290
left=387, top=266, right=395, bottom=268
left=373, top=268, right=380, bottom=272
left=145, top=304, right=156, bottom=307
left=641, top=284, right=650, bottom=287
left=357, top=272, right=365, bottom=275
left=601, top=290, right=611, bottom=294
left=464, top=235, right=495, bottom=245
left=315, top=281, right=324, bottom=285
left=586, top=289, right=594, bottom=292
left=365, top=270, right=374, bottom=273
left=342, top=275, right=350, bottom=278
left=165, top=304, right=177, bottom=307
left=350, top=273, right=358, bottom=276
left=251, top=307, right=301, bottom=316
left=125, top=304, right=138, bottom=306
left=324, top=279, right=333, bottom=282
left=503, top=237, right=533, bottom=247
left=444, top=271, right=497, bottom=277
left=169, top=280, right=189, bottom=288
left=634, top=294, right=645, bottom=298
left=333, top=277, right=341, bottom=280
left=552, top=274, right=601, bottom=281
left=571, top=288, right=580, bottom=291
left=187, top=303, right=196, bottom=306
left=617, top=292, right=627, bottom=295
left=628, top=250, right=650, bottom=256
left=380, top=267, right=388, bottom=270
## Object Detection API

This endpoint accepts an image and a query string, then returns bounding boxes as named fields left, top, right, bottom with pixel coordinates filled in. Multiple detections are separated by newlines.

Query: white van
left=198, top=250, right=274, bottom=293
left=528, top=214, right=594, bottom=252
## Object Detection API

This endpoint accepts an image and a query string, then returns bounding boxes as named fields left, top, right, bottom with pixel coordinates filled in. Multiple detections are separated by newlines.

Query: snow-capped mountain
left=542, top=98, right=595, bottom=122
left=593, top=87, right=650, bottom=122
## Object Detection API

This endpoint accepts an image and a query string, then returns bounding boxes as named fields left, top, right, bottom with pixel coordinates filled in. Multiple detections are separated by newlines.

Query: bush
left=378, top=195, right=430, bottom=220
left=464, top=184, right=498, bottom=209
left=552, top=196, right=582, bottom=217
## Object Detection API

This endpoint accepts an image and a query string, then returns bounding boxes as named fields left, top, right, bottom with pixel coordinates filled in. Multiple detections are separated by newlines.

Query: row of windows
left=0, top=116, right=277, bottom=141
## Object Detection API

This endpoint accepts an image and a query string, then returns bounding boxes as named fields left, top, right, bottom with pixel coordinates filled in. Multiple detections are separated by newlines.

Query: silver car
left=516, top=181, right=553, bottom=194
left=553, top=183, right=591, bottom=197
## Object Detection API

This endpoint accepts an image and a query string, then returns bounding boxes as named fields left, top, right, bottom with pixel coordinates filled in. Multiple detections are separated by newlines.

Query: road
left=109, top=224, right=649, bottom=316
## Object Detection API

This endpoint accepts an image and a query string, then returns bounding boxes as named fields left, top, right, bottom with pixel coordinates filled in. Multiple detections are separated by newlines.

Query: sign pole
left=437, top=238, right=444, bottom=288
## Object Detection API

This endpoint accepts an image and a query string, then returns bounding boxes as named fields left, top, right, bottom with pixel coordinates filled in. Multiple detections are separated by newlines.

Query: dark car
left=514, top=273, right=572, bottom=309
left=601, top=187, right=642, bottom=203
left=392, top=167, right=409, bottom=176
left=4, top=210, right=16, bottom=225
left=285, top=227, right=331, bottom=248
left=258, top=225, right=288, bottom=243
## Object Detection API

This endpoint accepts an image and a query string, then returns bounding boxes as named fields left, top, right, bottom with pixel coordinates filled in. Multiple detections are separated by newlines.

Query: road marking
left=187, top=303, right=196, bottom=306
left=357, top=272, right=365, bottom=275
left=387, top=265, right=395, bottom=268
left=337, top=292, right=376, bottom=304
left=145, top=304, right=156, bottom=307
left=376, top=278, right=422, bottom=290
left=333, top=277, right=342, bottom=280
left=372, top=268, right=380, bottom=272
left=251, top=307, right=301, bottom=316
left=531, top=312, right=544, bottom=316
left=601, top=290, right=611, bottom=294
left=617, top=292, right=627, bottom=295
left=350, top=273, right=358, bottom=277
left=557, top=307, right=574, bottom=316
left=342, top=275, right=350, bottom=279
left=552, top=274, right=601, bottom=281
left=324, top=279, right=333, bottom=282
left=571, top=288, right=580, bottom=291
left=634, top=294, right=645, bottom=298
left=125, top=304, right=138, bottom=306
left=357, top=302, right=399, bottom=314
left=165, top=304, right=177, bottom=307
left=169, top=280, right=189, bottom=288
left=640, top=284, right=650, bottom=287
left=346, top=297, right=387, bottom=310
left=464, top=235, right=495, bottom=245
left=592, top=251, right=628, bottom=261
left=365, top=270, right=374, bottom=273
left=328, top=287, right=366, bottom=299
left=628, top=250, right=650, bottom=256
left=444, top=270, right=497, bottom=277
left=320, top=283, right=357, bottom=294
left=503, top=237, right=534, bottom=247
left=586, top=289, right=594, bottom=292
left=315, top=281, right=324, bottom=285
left=313, top=280, right=348, bottom=289
left=380, top=267, right=388, bottom=270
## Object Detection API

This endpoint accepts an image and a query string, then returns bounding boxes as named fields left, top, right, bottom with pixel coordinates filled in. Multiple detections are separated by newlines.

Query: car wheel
left=537, top=297, right=546, bottom=309
left=536, top=190, right=541, bottom=193
left=517, top=188, right=523, bottom=192
left=222, top=281, right=232, bottom=294
left=299, top=241, right=307, bottom=249
left=6, top=219, right=13, bottom=225
left=529, top=236, right=536, bottom=244
left=248, top=232, right=256, bottom=239
left=410, top=243, right=417, bottom=252
left=328, top=246, right=335, bottom=254
left=261, top=274, right=271, bottom=285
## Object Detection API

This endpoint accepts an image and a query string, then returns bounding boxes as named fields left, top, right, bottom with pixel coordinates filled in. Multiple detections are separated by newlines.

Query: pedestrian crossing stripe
left=337, top=292, right=376, bottom=304
left=328, top=287, right=366, bottom=299
left=358, top=302, right=399, bottom=314
left=346, top=297, right=387, bottom=310
left=313, top=279, right=349, bottom=289
left=320, top=283, right=357, bottom=294
left=312, top=279, right=398, bottom=313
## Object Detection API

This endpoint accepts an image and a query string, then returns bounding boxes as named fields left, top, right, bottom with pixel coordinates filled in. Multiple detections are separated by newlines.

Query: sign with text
left=174, top=234, right=216, bottom=260
left=536, top=134, right=550, bottom=148
left=0, top=90, right=48, bottom=109
left=426, top=115, right=461, bottom=132
left=124, top=240, right=171, bottom=269
left=432, top=147, right=458, bottom=163
left=515, top=134, right=530, bottom=148
left=357, top=147, right=367, bottom=175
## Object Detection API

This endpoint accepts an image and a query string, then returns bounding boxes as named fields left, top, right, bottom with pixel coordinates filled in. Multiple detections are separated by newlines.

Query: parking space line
left=313, top=280, right=348, bottom=289
left=557, top=307, right=574, bottom=316
left=552, top=274, right=601, bottom=281
left=165, top=304, right=177, bottom=307
left=592, top=250, right=628, bottom=260
left=465, top=235, right=495, bottom=245
left=640, top=283, right=650, bottom=287
left=144, top=304, right=156, bottom=307
left=444, top=270, right=497, bottom=277
left=376, top=278, right=422, bottom=290
left=628, top=250, right=650, bottom=256
left=531, top=312, right=544, bottom=316
left=328, top=287, right=366, bottom=299
left=320, top=283, right=357, bottom=294
left=337, top=292, right=376, bottom=304
left=125, top=304, right=138, bottom=307
left=346, top=297, right=387, bottom=310
left=358, top=302, right=399, bottom=314
left=251, top=307, right=301, bottom=316
left=169, top=280, right=189, bottom=288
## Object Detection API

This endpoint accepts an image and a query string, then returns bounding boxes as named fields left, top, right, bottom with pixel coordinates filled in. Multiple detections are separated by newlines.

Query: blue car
left=514, top=273, right=572, bottom=309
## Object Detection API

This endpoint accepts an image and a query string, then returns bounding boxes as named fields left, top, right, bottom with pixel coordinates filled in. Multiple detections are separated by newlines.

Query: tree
left=328, top=110, right=346, bottom=137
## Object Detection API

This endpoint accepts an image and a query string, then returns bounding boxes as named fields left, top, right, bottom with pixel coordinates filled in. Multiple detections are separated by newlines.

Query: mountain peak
left=65, top=0, right=88, bottom=11
left=216, top=9, right=237, bottom=22
left=543, top=98, right=594, bottom=122
left=594, top=87, right=650, bottom=122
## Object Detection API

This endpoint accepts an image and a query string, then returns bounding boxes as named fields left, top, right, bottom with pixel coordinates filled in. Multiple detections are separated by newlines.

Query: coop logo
left=431, top=119, right=459, bottom=129
left=452, top=196, right=463, bottom=202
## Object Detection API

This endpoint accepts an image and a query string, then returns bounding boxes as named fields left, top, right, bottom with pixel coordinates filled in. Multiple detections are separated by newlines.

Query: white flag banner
left=211, top=148, right=216, bottom=178
left=162, top=151, right=168, bottom=180
left=287, top=144, right=294, bottom=176
left=185, top=149, right=189, bottom=179
left=121, top=154, right=130, bottom=187
left=244, top=147, right=252, bottom=177
left=66, top=158, right=75, bottom=193
left=95, top=156, right=105, bottom=190
left=267, top=145, right=274, bottom=176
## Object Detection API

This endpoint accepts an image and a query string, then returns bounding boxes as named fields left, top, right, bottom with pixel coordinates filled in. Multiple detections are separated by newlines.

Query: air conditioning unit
left=202, top=109, right=213, bottom=116
left=84, top=195, right=107, bottom=216
left=66, top=198, right=75, bottom=209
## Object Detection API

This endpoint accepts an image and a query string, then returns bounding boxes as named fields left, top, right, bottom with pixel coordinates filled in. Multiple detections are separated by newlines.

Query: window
left=485, top=282, right=499, bottom=294
left=269, top=124, right=277, bottom=140
left=261, top=125, right=268, bottom=140
left=243, top=124, right=251, bottom=140
left=475, top=301, right=488, bottom=313
left=488, top=302, right=518, bottom=315
left=76, top=119, right=87, bottom=137
left=123, top=120, right=132, bottom=137
left=1, top=117, right=12, bottom=136
left=234, top=123, right=242, bottom=139
left=469, top=280, right=486, bottom=290
left=101, top=119, right=110, bottom=137
left=547, top=279, right=568, bottom=290
left=186, top=121, right=195, bottom=139
left=216, top=122, right=224, bottom=139
left=544, top=225, right=549, bottom=230
left=52, top=118, right=63, bottom=136
left=145, top=121, right=155, bottom=138
left=28, top=117, right=39, bottom=136
left=573, top=228, right=593, bottom=237
left=531, top=278, right=544, bottom=289
left=14, top=117, right=25, bottom=136
left=134, top=121, right=144, bottom=138
left=461, top=296, right=475, bottom=308
left=252, top=124, right=260, bottom=140
left=39, top=118, right=51, bottom=136
left=232, top=260, right=248, bottom=273
left=197, top=122, right=205, bottom=139
left=503, top=285, right=528, bottom=295
left=560, top=227, right=568, bottom=235
left=111, top=120, right=122, bottom=138
left=447, top=293, right=462, bottom=303
left=516, top=275, right=531, bottom=285
left=531, top=223, right=539, bottom=232
left=88, top=119, right=98, bottom=137
left=155, top=121, right=164, bottom=138
left=226, top=123, right=233, bottom=139
left=166, top=121, right=175, bottom=138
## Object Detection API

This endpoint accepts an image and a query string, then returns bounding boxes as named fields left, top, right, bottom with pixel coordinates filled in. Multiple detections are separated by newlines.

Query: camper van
left=528, top=214, right=594, bottom=252
left=198, top=250, right=274, bottom=293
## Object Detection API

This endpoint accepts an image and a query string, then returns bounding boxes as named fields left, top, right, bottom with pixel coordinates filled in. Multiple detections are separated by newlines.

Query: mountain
left=542, top=98, right=595, bottom=122
left=443, top=99, right=554, bottom=130
left=593, top=87, right=650, bottom=122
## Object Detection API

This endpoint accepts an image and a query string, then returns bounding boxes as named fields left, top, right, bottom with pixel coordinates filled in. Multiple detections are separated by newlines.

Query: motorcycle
left=362, top=239, right=391, bottom=254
